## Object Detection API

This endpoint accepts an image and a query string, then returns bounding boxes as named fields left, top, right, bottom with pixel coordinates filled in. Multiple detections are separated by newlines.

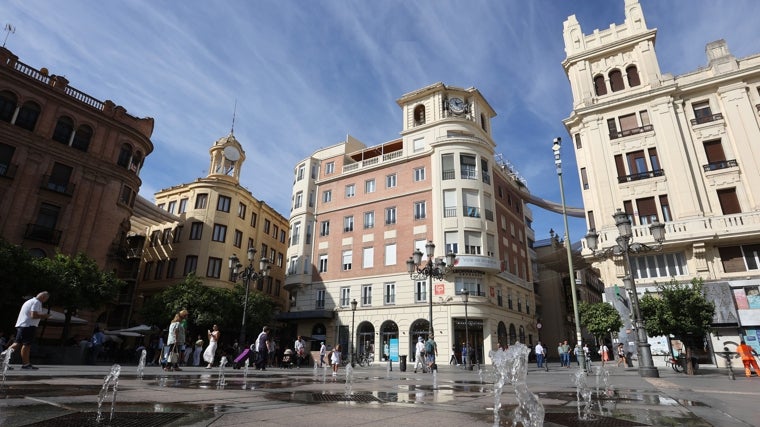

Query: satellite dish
left=223, top=146, right=241, bottom=161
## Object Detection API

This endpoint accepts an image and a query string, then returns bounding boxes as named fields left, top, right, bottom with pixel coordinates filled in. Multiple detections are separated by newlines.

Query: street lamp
left=585, top=208, right=666, bottom=378
left=229, top=247, right=271, bottom=346
left=461, top=289, right=470, bottom=370
left=350, top=298, right=358, bottom=367
left=407, top=241, right=456, bottom=338
left=552, top=137, right=586, bottom=371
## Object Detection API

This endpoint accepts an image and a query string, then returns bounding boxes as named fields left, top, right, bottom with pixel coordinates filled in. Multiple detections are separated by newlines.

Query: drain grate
left=311, top=393, right=382, bottom=403
left=544, top=413, right=649, bottom=427
left=25, top=412, right=188, bottom=427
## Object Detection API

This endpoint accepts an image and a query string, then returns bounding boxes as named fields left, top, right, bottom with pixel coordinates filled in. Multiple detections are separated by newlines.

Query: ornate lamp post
left=552, top=137, right=585, bottom=371
left=406, top=241, right=456, bottom=338
left=350, top=298, right=358, bottom=367
left=585, top=208, right=666, bottom=378
left=229, top=247, right=271, bottom=346
left=461, top=289, right=470, bottom=370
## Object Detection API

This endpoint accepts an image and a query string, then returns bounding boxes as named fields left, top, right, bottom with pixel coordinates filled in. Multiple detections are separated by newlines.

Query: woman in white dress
left=203, top=324, right=220, bottom=369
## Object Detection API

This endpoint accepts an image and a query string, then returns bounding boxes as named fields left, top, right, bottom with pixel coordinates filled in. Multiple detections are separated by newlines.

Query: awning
left=45, top=310, right=88, bottom=325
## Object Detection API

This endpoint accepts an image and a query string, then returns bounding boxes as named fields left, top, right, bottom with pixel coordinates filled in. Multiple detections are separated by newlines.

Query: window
left=692, top=101, right=712, bottom=124
left=178, top=198, right=188, bottom=214
left=364, top=211, right=375, bottom=229
left=273, top=224, right=279, bottom=239
left=167, top=259, right=177, bottom=279
left=460, top=154, right=476, bottom=179
left=413, top=104, right=426, bottom=125
left=574, top=133, right=582, bottom=149
left=149, top=230, right=160, bottom=247
left=320, top=220, right=330, bottom=236
left=385, top=243, right=397, bottom=265
left=365, top=179, right=375, bottom=193
left=207, top=257, right=222, bottom=278
left=580, top=168, right=589, bottom=189
left=52, top=116, right=74, bottom=145
left=15, top=101, right=40, bottom=131
left=340, top=287, right=351, bottom=307
left=233, top=229, right=243, bottom=248
left=250, top=212, right=257, bottom=228
left=212, top=224, right=227, bottom=242
left=362, top=285, right=372, bottom=305
left=362, top=247, right=374, bottom=268
left=385, top=207, right=397, bottom=225
left=481, top=159, right=490, bottom=184
left=280, top=230, right=286, bottom=243
left=161, top=228, right=171, bottom=245
left=171, top=226, right=183, bottom=243
left=464, top=231, right=481, bottom=254
left=319, top=254, right=328, bottom=273
left=308, top=190, right=315, bottom=207
left=497, top=289, right=503, bottom=307
left=294, top=191, right=303, bottom=209
left=456, top=276, right=482, bottom=297
left=619, top=113, right=638, bottom=131
left=386, top=173, right=397, bottom=188
left=717, top=188, right=741, bottom=214
left=636, top=197, right=658, bottom=224
left=414, top=167, right=425, bottom=182
left=486, top=234, right=495, bottom=257
left=184, top=255, right=198, bottom=275
left=384, top=282, right=396, bottom=305
left=143, top=262, right=153, bottom=280
left=311, top=165, right=317, bottom=179
left=587, top=211, right=596, bottom=231
left=414, top=201, right=426, bottom=220
left=166, top=201, right=176, bottom=214
left=720, top=245, right=760, bottom=273
left=119, top=185, right=135, bottom=207
left=413, top=137, right=425, bottom=151
left=342, top=250, right=352, bottom=271
left=71, top=125, right=92, bottom=151
left=0, top=91, right=17, bottom=122
left=463, top=190, right=479, bottom=217
left=442, top=154, right=455, bottom=180
left=322, top=189, right=332, bottom=203
left=345, top=184, right=355, bottom=198
left=344, top=216, right=354, bottom=232
left=291, top=222, right=301, bottom=245
left=659, top=195, right=671, bottom=222
left=415, top=280, right=427, bottom=302
left=189, top=222, right=203, bottom=240
left=195, top=194, right=208, bottom=209
left=508, top=293, right=513, bottom=309
left=297, top=164, right=305, bottom=181
left=630, top=252, right=688, bottom=279
left=626, top=65, right=640, bottom=87
left=609, top=69, right=624, bottom=92
left=593, top=75, right=607, bottom=96
left=316, top=290, right=326, bottom=309
left=443, top=190, right=457, bottom=218
left=703, top=139, right=732, bottom=170
left=325, top=161, right=335, bottom=175
left=288, top=256, right=297, bottom=275
left=264, top=219, right=271, bottom=234
left=46, top=163, right=73, bottom=194
left=445, top=231, right=458, bottom=255
left=217, top=195, right=231, bottom=212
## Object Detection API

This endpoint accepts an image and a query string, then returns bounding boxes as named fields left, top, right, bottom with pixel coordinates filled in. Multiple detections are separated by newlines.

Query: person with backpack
left=425, top=335, right=438, bottom=371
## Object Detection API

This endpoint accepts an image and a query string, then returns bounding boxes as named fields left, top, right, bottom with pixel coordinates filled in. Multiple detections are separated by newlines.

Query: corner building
left=284, top=83, right=538, bottom=363
left=562, top=0, right=760, bottom=360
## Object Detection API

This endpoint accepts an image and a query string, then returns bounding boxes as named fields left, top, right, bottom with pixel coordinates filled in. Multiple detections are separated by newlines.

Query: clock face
left=223, top=146, right=241, bottom=161
left=449, top=97, right=465, bottom=114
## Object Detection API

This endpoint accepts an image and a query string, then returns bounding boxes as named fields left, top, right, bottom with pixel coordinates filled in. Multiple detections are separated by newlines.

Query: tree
left=36, top=252, right=124, bottom=343
left=640, top=278, right=715, bottom=375
left=579, top=302, right=624, bottom=348
left=0, top=238, right=47, bottom=333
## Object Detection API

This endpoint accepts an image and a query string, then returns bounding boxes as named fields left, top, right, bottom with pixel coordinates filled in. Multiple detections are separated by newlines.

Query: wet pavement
left=1, top=362, right=758, bottom=426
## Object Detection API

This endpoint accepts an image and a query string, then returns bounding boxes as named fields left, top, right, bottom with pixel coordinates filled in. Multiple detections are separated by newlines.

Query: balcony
left=703, top=159, right=738, bottom=172
left=690, top=113, right=723, bottom=126
left=609, top=124, right=654, bottom=140
left=24, top=223, right=62, bottom=245
left=461, top=167, right=477, bottom=180
left=617, top=169, right=665, bottom=183
left=444, top=207, right=457, bottom=218
left=442, top=169, right=455, bottom=180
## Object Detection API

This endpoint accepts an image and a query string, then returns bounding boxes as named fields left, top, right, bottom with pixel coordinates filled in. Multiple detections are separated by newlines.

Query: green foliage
left=0, top=239, right=47, bottom=333
left=639, top=277, right=714, bottom=340
left=579, top=302, right=624, bottom=342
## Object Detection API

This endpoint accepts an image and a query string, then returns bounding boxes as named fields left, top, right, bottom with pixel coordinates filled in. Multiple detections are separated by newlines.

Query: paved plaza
left=0, top=360, right=758, bottom=426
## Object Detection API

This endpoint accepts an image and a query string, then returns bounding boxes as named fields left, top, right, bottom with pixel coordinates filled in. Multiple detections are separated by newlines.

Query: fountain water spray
left=136, top=349, right=147, bottom=380
left=1, top=348, right=14, bottom=387
left=217, top=356, right=228, bottom=389
left=344, top=364, right=354, bottom=396
left=242, top=359, right=250, bottom=389
left=572, top=368, right=593, bottom=421
left=96, top=364, right=121, bottom=423
left=489, top=344, right=544, bottom=427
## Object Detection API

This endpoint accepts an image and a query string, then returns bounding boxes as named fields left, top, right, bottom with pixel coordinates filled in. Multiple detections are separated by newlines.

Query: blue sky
left=4, top=0, right=759, bottom=243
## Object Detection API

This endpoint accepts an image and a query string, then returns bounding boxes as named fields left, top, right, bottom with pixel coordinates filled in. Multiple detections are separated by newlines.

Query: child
left=331, top=344, right=342, bottom=377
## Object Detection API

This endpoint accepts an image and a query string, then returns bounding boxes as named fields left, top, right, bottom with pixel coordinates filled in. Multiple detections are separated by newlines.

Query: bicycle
left=664, top=355, right=681, bottom=372
left=348, top=353, right=373, bottom=367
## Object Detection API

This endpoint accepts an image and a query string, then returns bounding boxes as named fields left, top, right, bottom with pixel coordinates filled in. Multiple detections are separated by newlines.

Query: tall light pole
left=407, top=241, right=456, bottom=338
left=461, top=289, right=470, bottom=370
left=585, top=209, right=665, bottom=378
left=350, top=298, right=357, bottom=367
left=552, top=137, right=585, bottom=371
left=229, top=247, right=271, bottom=346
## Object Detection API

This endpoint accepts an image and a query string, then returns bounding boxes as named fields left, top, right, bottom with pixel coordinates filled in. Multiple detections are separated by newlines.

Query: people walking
left=2, top=291, right=51, bottom=370
left=413, top=337, right=426, bottom=373
left=89, top=326, right=105, bottom=365
left=204, top=324, right=220, bottom=369
left=561, top=340, right=571, bottom=368
left=165, top=309, right=188, bottom=371
left=319, top=342, right=326, bottom=367
left=737, top=340, right=759, bottom=377
left=425, top=335, right=438, bottom=371
left=331, top=344, right=342, bottom=376
left=616, top=343, right=627, bottom=367
left=599, top=342, right=610, bottom=367
left=193, top=335, right=204, bottom=366
left=254, top=326, right=271, bottom=370
left=535, top=341, right=545, bottom=368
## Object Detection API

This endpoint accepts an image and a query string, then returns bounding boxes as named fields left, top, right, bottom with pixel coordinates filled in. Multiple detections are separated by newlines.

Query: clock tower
left=208, top=132, right=246, bottom=182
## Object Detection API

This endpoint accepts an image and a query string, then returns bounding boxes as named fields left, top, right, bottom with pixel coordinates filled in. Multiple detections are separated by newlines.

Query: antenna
left=2, top=24, right=15, bottom=48
left=230, top=99, right=237, bottom=134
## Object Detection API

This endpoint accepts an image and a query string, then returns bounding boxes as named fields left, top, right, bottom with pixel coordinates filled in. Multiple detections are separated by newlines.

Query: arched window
left=52, top=116, right=75, bottom=145
left=626, top=65, right=640, bottom=87
left=497, top=322, right=507, bottom=347
left=117, top=143, right=132, bottom=168
left=509, top=323, right=517, bottom=345
left=593, top=75, right=607, bottom=96
left=72, top=125, right=92, bottom=152
left=0, top=91, right=17, bottom=122
left=131, top=151, right=143, bottom=173
left=518, top=325, right=526, bottom=343
left=609, top=69, right=624, bottom=92
left=15, top=101, right=40, bottom=131
left=413, top=104, right=425, bottom=125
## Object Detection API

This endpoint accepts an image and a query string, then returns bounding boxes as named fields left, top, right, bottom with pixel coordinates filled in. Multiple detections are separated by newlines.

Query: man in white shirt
left=294, top=336, right=305, bottom=367
left=534, top=341, right=546, bottom=368
left=2, top=292, right=50, bottom=370
left=413, top=337, right=426, bottom=373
